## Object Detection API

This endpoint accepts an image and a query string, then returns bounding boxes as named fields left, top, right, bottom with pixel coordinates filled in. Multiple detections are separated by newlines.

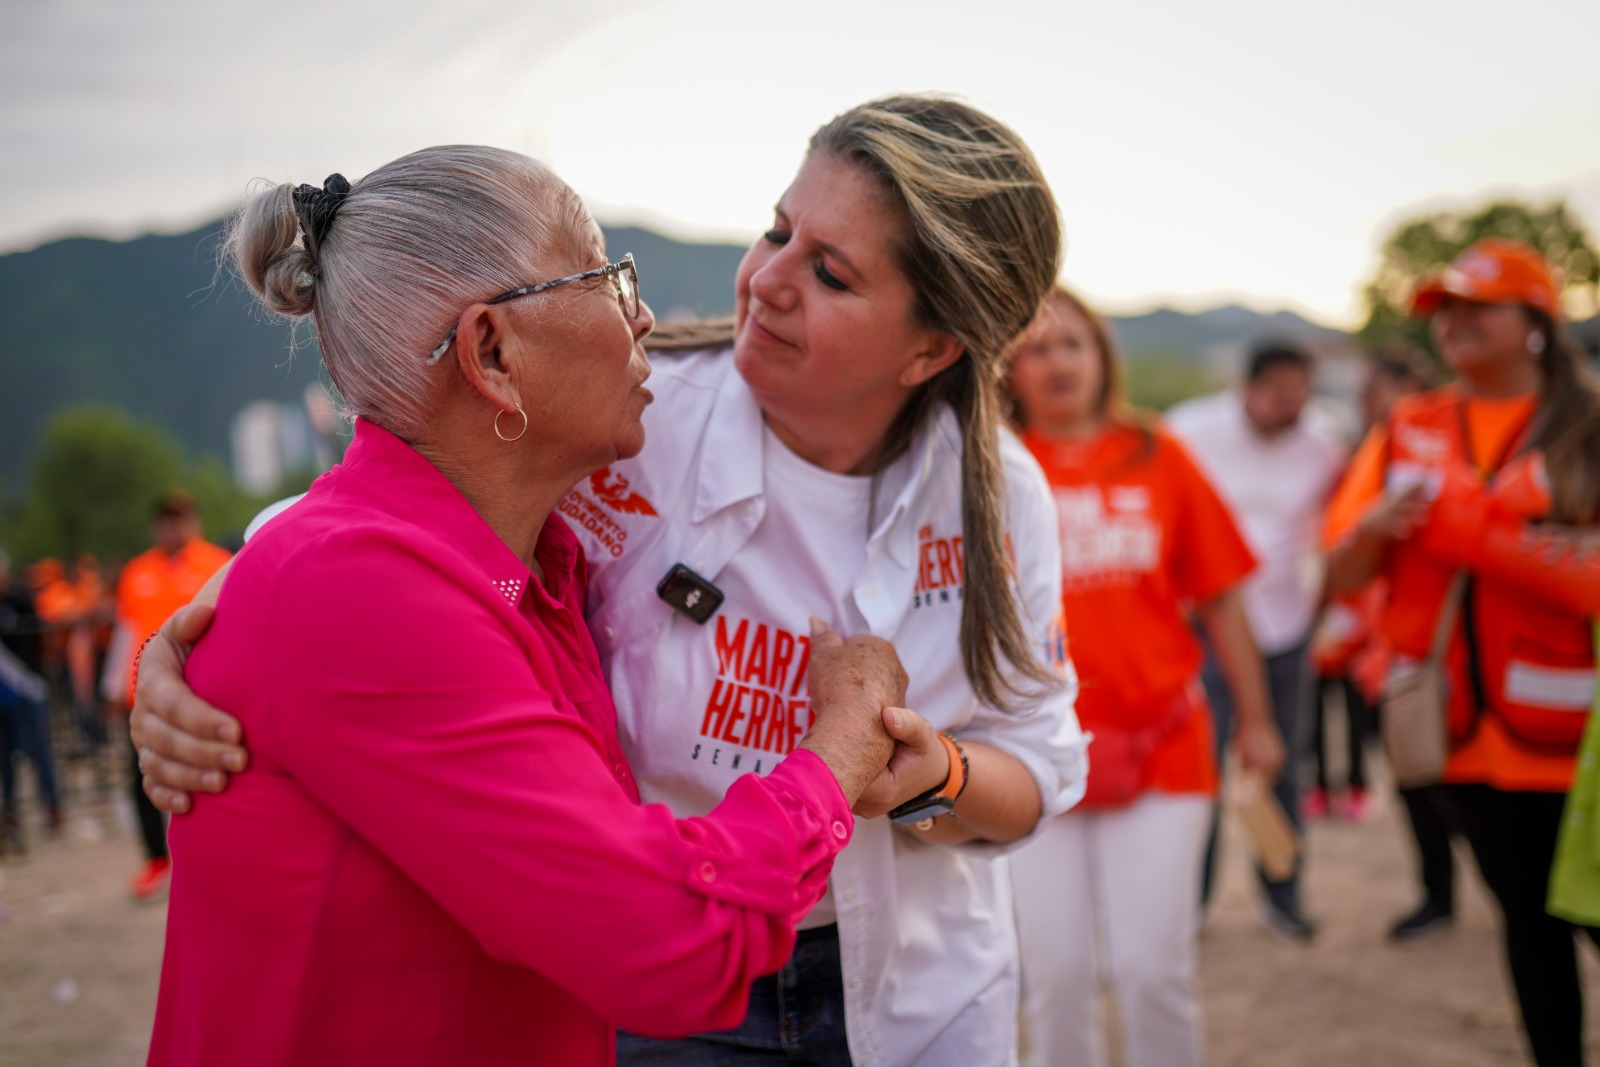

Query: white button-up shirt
left=564, top=349, right=1086, bottom=1067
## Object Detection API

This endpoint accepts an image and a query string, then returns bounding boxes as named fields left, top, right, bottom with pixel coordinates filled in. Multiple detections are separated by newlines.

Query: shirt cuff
left=681, top=748, right=854, bottom=924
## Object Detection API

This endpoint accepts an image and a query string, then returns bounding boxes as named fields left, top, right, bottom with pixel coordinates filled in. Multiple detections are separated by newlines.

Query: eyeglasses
left=426, top=253, right=641, bottom=364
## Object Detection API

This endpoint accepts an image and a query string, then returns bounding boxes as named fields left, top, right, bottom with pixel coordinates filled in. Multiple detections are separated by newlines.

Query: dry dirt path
left=3, top=765, right=1597, bottom=1065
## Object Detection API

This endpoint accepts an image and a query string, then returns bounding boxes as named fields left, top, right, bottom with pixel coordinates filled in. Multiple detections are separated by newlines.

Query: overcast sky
left=5, top=0, right=1599, bottom=326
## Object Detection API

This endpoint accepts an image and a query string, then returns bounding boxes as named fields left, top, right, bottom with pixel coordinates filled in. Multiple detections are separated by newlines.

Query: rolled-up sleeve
left=260, top=531, right=852, bottom=1037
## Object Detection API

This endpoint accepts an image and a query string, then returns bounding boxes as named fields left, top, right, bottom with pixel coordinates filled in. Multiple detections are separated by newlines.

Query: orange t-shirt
left=1025, top=423, right=1257, bottom=797
left=1322, top=393, right=1574, bottom=792
left=115, top=537, right=233, bottom=699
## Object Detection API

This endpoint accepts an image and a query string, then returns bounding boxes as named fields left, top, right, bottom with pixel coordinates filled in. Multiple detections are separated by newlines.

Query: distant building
left=230, top=400, right=316, bottom=495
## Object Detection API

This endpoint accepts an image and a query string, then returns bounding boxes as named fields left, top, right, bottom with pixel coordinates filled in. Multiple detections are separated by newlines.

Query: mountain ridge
left=0, top=220, right=1349, bottom=497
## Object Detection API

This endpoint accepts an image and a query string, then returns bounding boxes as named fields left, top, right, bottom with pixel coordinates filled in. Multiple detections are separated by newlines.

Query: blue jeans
left=616, top=924, right=852, bottom=1066
left=0, top=697, right=60, bottom=815
left=1199, top=636, right=1312, bottom=910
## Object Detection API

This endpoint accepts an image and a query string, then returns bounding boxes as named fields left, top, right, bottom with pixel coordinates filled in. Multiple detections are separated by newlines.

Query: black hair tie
left=292, top=173, right=352, bottom=254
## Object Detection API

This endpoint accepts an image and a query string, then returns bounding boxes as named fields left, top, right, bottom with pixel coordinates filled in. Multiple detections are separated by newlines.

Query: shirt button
left=603, top=626, right=615, bottom=640
left=699, top=862, right=717, bottom=884
left=613, top=762, right=627, bottom=779
left=860, top=581, right=878, bottom=598
left=831, top=820, right=849, bottom=840
left=849, top=976, right=862, bottom=990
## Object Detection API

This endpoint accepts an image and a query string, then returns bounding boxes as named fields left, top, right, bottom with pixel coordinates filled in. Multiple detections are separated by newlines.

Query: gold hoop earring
left=494, top=406, right=528, bottom=442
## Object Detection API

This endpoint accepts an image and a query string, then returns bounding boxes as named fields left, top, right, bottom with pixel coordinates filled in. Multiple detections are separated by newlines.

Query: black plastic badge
left=657, top=564, right=725, bottom=624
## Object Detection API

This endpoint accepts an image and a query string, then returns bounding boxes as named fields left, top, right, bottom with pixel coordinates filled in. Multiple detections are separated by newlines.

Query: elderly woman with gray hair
left=138, top=96, right=1088, bottom=1067
left=140, top=147, right=912, bottom=1067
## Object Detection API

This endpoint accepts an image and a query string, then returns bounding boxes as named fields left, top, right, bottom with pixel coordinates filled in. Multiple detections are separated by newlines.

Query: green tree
left=2, top=406, right=330, bottom=565
left=1360, top=200, right=1600, bottom=352
left=8, top=407, right=183, bottom=563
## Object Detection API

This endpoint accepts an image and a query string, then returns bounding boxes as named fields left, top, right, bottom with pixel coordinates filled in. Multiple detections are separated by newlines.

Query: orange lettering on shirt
left=912, top=529, right=965, bottom=604
left=770, top=629, right=796, bottom=696
left=700, top=679, right=736, bottom=740
left=764, top=698, right=792, bottom=753
left=701, top=618, right=815, bottom=755
left=714, top=616, right=748, bottom=678
left=790, top=636, right=811, bottom=697
left=916, top=536, right=938, bottom=591
left=720, top=684, right=749, bottom=745
left=745, top=624, right=770, bottom=687
left=935, top=540, right=956, bottom=588
left=744, top=687, right=771, bottom=747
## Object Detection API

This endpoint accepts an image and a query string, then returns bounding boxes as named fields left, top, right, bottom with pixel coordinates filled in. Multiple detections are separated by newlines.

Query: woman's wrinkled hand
left=796, top=618, right=905, bottom=806
left=129, top=603, right=248, bottom=814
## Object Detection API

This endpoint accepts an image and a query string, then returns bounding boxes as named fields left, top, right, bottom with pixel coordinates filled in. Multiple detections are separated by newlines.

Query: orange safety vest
left=1380, top=387, right=1591, bottom=757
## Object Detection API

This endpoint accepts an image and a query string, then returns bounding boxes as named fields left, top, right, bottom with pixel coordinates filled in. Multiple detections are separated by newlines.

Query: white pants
left=1011, top=792, right=1212, bottom=1067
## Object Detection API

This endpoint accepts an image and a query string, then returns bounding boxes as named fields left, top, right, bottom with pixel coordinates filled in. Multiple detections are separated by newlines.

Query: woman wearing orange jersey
left=1006, top=286, right=1284, bottom=1067
left=1325, top=238, right=1600, bottom=1067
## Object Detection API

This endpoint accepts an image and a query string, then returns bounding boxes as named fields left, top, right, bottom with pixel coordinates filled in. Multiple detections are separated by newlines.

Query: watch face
left=888, top=795, right=958, bottom=826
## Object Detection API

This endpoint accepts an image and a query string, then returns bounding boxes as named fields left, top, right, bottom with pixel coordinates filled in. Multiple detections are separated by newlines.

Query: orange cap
left=1409, top=237, right=1562, bottom=322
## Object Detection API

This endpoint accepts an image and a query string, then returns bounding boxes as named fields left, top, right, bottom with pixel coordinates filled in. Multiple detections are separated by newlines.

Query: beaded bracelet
left=130, top=632, right=159, bottom=696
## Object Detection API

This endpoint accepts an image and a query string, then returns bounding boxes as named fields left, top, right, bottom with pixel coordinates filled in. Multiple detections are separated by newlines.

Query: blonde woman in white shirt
left=133, top=96, right=1086, bottom=1067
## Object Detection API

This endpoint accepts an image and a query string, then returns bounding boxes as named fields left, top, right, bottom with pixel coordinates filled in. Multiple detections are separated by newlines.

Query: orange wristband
left=889, top=731, right=969, bottom=825
left=934, top=732, right=968, bottom=804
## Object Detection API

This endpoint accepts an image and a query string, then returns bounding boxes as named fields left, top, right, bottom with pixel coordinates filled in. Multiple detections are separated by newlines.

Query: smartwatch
left=889, top=732, right=970, bottom=826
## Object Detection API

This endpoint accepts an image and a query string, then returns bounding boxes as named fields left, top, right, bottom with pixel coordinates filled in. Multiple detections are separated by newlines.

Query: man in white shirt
left=1166, top=341, right=1347, bottom=941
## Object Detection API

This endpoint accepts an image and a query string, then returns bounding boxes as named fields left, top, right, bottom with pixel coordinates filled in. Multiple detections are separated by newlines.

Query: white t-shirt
left=564, top=348, right=1086, bottom=1067
left=724, top=424, right=885, bottom=929
left=1165, top=390, right=1347, bottom=654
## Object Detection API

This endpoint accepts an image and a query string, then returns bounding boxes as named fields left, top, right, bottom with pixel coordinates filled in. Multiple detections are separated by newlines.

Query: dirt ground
left=3, top=748, right=1598, bottom=1066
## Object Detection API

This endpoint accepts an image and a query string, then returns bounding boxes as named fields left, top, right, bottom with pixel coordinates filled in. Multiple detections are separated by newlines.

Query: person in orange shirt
left=1325, top=238, right=1600, bottom=1067
left=1007, top=286, right=1285, bottom=1067
left=1311, top=347, right=1438, bottom=826
left=1316, top=347, right=1465, bottom=943
left=34, top=554, right=113, bottom=759
left=68, top=554, right=114, bottom=760
left=113, top=491, right=232, bottom=900
left=29, top=558, right=75, bottom=738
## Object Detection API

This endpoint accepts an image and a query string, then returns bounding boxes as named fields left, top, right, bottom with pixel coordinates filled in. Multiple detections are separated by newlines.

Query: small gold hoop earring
left=494, top=406, right=528, bottom=442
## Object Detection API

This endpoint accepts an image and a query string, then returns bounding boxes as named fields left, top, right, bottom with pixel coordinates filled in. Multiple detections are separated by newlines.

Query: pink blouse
left=147, top=421, right=855, bottom=1067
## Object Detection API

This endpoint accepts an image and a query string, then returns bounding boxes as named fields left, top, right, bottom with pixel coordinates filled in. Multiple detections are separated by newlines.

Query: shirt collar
left=688, top=365, right=959, bottom=569
left=338, top=419, right=574, bottom=610
left=874, top=405, right=960, bottom=568
left=692, top=363, right=770, bottom=522
left=156, top=537, right=201, bottom=565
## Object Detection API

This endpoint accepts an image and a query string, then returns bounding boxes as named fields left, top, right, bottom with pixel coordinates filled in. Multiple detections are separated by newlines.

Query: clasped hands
left=132, top=607, right=953, bottom=823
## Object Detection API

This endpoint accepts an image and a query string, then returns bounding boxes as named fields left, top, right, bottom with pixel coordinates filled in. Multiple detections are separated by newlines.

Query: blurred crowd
left=0, top=490, right=230, bottom=904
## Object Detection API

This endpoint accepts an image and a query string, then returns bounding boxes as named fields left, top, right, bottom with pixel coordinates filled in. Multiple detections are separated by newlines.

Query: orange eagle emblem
left=590, top=468, right=658, bottom=516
